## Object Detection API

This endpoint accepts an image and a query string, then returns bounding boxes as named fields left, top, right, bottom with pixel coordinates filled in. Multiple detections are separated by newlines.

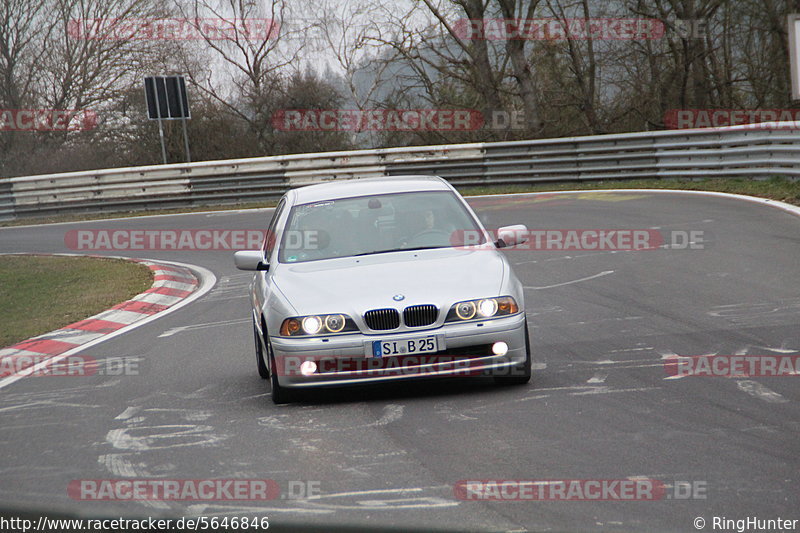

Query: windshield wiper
left=354, top=246, right=446, bottom=257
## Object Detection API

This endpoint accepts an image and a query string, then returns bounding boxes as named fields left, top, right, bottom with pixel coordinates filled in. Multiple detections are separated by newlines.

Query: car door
left=252, top=198, right=287, bottom=332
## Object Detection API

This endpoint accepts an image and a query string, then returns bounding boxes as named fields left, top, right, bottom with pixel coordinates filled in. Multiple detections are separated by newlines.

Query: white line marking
left=376, top=404, right=404, bottom=425
left=98, top=454, right=140, bottom=477
left=307, top=487, right=429, bottom=500
left=114, top=407, right=141, bottom=420
left=257, top=404, right=404, bottom=432
left=570, top=386, right=658, bottom=395
left=159, top=318, right=249, bottom=338
left=300, top=486, right=459, bottom=510
left=524, top=270, right=614, bottom=290
left=106, top=424, right=227, bottom=451
left=185, top=504, right=333, bottom=516
left=557, top=316, right=642, bottom=327
left=736, top=381, right=789, bottom=404
left=573, top=357, right=669, bottom=367
left=754, top=345, right=798, bottom=354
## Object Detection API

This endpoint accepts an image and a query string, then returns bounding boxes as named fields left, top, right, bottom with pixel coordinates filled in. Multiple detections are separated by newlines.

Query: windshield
left=278, top=190, right=485, bottom=263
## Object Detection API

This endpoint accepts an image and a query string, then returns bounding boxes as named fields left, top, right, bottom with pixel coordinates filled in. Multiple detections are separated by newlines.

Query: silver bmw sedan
left=235, top=175, right=531, bottom=403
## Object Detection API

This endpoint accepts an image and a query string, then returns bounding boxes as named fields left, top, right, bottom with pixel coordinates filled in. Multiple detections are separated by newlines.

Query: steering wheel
left=407, top=228, right=449, bottom=246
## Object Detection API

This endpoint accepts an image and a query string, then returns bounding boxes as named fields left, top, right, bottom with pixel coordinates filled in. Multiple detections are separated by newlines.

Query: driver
left=420, top=210, right=435, bottom=232
left=403, top=209, right=445, bottom=246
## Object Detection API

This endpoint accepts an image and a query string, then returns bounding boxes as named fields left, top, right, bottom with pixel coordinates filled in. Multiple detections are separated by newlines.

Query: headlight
left=302, top=316, right=322, bottom=335
left=445, top=297, right=518, bottom=322
left=478, top=299, right=498, bottom=317
left=325, top=314, right=345, bottom=333
left=280, top=314, right=357, bottom=336
left=455, top=301, right=476, bottom=320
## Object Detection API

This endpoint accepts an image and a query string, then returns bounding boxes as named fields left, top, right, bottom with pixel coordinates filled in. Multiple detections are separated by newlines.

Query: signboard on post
left=789, top=15, right=800, bottom=100
left=145, top=76, right=190, bottom=120
left=144, top=76, right=191, bottom=164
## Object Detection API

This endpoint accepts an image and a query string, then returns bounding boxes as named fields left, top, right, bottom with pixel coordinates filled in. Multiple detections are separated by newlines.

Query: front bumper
left=269, top=313, right=528, bottom=388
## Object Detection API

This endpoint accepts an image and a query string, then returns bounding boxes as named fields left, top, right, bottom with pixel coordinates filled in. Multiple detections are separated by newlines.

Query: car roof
left=289, top=175, right=453, bottom=205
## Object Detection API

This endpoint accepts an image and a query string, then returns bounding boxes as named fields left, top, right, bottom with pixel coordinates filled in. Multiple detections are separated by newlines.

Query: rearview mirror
left=234, top=250, right=268, bottom=271
left=496, top=225, right=529, bottom=248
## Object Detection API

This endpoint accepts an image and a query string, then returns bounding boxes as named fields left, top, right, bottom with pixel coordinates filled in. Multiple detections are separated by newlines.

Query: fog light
left=300, top=361, right=317, bottom=376
left=492, top=341, right=508, bottom=356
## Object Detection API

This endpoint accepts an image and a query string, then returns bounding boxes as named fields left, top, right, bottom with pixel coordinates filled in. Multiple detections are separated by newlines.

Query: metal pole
left=152, top=81, right=168, bottom=164
left=156, top=119, right=168, bottom=165
left=180, top=117, right=191, bottom=163
left=177, top=83, right=191, bottom=162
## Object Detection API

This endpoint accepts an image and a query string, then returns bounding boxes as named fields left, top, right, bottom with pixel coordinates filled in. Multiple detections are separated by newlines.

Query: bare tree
left=174, top=0, right=308, bottom=151
left=360, top=0, right=550, bottom=140
left=1, top=0, right=170, bottom=175
left=40, top=0, right=169, bottom=113
left=497, top=0, right=543, bottom=133
left=0, top=0, right=54, bottom=163
left=362, top=0, right=511, bottom=140
left=0, top=0, right=53, bottom=110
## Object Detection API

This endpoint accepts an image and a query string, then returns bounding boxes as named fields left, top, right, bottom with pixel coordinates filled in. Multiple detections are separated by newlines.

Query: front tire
left=494, top=322, right=532, bottom=386
left=254, top=319, right=269, bottom=379
left=259, top=326, right=296, bottom=404
left=269, top=349, right=296, bottom=404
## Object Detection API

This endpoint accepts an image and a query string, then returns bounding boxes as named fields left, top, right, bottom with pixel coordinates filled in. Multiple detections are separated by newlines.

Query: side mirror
left=234, top=250, right=269, bottom=271
left=496, top=225, right=528, bottom=248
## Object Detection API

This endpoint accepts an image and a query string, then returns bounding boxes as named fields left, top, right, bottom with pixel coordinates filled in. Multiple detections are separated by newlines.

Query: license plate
left=372, top=336, right=438, bottom=357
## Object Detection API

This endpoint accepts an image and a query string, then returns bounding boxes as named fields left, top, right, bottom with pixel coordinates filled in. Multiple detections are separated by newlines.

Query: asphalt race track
left=1, top=190, right=799, bottom=532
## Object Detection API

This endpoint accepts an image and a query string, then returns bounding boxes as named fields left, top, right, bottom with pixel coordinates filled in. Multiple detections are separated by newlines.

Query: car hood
left=273, top=247, right=507, bottom=315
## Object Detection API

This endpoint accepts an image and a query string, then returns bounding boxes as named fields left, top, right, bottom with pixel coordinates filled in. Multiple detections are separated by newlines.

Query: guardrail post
left=0, top=180, right=15, bottom=222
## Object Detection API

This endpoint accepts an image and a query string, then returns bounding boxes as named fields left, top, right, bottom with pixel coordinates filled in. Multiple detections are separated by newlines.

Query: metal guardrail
left=1, top=124, right=798, bottom=221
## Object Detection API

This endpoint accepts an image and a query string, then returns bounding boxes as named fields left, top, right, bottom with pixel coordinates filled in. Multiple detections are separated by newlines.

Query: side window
left=262, top=199, right=286, bottom=260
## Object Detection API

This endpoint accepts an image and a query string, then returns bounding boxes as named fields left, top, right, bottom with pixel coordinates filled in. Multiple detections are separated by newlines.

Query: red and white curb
left=0, top=254, right=216, bottom=389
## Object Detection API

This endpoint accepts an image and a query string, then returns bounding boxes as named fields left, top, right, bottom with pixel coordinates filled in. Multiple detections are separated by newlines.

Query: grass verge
left=0, top=255, right=153, bottom=348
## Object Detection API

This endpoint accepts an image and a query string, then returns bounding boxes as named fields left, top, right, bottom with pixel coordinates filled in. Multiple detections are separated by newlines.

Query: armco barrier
left=1, top=123, right=798, bottom=221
